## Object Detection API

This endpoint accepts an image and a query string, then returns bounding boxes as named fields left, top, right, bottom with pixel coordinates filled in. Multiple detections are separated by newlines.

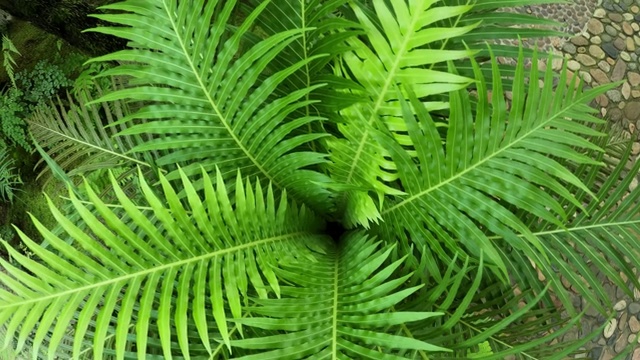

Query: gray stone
left=577, top=54, right=596, bottom=66
left=608, top=89, right=623, bottom=102
left=612, top=60, right=627, bottom=82
left=615, top=37, right=627, bottom=51
left=594, top=9, right=606, bottom=18
left=588, top=18, right=606, bottom=35
left=624, top=102, right=640, bottom=120
left=591, top=68, right=611, bottom=84
left=571, top=35, right=590, bottom=46
left=623, top=82, right=632, bottom=99
left=630, top=315, right=640, bottom=332
left=563, top=42, right=577, bottom=54
left=599, top=61, right=611, bottom=72
left=567, top=60, right=581, bottom=71
left=603, top=42, right=620, bottom=58
left=629, top=302, right=640, bottom=314
left=606, top=24, right=618, bottom=36
left=610, top=13, right=624, bottom=23
left=609, top=108, right=624, bottom=122
left=590, top=45, right=606, bottom=59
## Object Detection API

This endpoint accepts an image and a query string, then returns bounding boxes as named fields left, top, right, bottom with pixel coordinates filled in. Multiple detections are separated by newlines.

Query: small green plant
left=1, top=35, right=20, bottom=88
left=0, top=60, right=73, bottom=152
left=15, top=60, right=71, bottom=110
left=0, top=146, right=21, bottom=203
left=0, top=87, right=30, bottom=151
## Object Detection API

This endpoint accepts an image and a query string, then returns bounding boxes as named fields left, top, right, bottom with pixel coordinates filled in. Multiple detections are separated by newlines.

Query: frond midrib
left=162, top=2, right=283, bottom=190
left=343, top=3, right=423, bottom=185
left=381, top=92, right=594, bottom=216
left=331, top=251, right=340, bottom=357
left=488, top=219, right=640, bottom=240
left=28, top=121, right=152, bottom=168
left=0, top=231, right=311, bottom=310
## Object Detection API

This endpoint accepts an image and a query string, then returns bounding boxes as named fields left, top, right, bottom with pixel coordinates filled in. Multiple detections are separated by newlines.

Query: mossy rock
left=0, top=19, right=88, bottom=85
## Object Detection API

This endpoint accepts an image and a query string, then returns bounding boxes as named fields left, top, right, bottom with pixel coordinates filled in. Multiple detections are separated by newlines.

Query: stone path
left=503, top=1, right=640, bottom=359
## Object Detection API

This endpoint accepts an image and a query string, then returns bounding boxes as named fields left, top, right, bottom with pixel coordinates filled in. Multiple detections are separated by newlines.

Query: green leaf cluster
left=15, top=60, right=72, bottom=111
left=0, top=0, right=638, bottom=359
left=0, top=145, right=21, bottom=203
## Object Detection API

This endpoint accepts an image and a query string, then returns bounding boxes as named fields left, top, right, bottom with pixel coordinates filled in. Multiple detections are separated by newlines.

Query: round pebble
left=614, top=300, right=628, bottom=311
left=605, top=319, right=618, bottom=339
left=629, top=302, right=640, bottom=315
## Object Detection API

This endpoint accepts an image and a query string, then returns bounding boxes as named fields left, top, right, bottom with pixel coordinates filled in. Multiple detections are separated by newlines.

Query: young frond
left=326, top=0, right=476, bottom=227
left=28, top=80, right=155, bottom=186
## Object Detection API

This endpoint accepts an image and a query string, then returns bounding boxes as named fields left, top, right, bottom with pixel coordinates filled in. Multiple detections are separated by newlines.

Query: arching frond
left=86, top=0, right=334, bottom=212
left=0, top=146, right=21, bottom=203
left=28, top=81, right=156, bottom=186
left=231, top=233, right=451, bottom=359
left=326, top=0, right=477, bottom=227
left=371, top=45, right=617, bottom=306
left=0, top=168, right=327, bottom=359
left=395, top=250, right=599, bottom=359
left=246, top=0, right=361, bottom=117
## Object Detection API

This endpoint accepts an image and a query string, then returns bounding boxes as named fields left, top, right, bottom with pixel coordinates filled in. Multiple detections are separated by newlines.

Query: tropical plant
left=2, top=34, right=20, bottom=89
left=0, top=0, right=638, bottom=359
left=0, top=145, right=21, bottom=203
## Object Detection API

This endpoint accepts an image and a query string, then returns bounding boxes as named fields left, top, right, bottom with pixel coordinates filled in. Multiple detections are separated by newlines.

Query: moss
left=0, top=19, right=88, bottom=85
left=1, top=176, right=66, bottom=250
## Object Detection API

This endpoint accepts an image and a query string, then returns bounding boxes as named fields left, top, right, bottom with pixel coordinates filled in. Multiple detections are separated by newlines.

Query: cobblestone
left=505, top=0, right=640, bottom=358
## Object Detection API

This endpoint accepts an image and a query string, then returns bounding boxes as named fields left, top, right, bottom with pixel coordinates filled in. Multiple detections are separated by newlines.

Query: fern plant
left=1, top=0, right=638, bottom=358
left=0, top=145, right=21, bottom=203
left=1, top=34, right=20, bottom=89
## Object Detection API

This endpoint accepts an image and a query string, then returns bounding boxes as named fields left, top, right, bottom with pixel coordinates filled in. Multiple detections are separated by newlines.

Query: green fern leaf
left=372, top=45, right=614, bottom=278
left=0, top=168, right=327, bottom=358
left=326, top=0, right=476, bottom=227
left=85, top=0, right=334, bottom=212
left=231, top=232, right=450, bottom=359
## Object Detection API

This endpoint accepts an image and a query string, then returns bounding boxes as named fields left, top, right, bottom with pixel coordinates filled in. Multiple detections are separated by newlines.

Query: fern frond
left=0, top=168, right=327, bottom=358
left=327, top=0, right=476, bottom=227
left=0, top=146, right=21, bottom=203
left=372, top=45, right=614, bottom=289
left=1, top=35, right=20, bottom=88
left=28, top=81, right=155, bottom=186
left=86, top=0, right=334, bottom=212
left=232, top=232, right=450, bottom=359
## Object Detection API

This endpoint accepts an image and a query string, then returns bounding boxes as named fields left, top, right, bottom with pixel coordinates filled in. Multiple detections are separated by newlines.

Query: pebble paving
left=504, top=0, right=640, bottom=359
